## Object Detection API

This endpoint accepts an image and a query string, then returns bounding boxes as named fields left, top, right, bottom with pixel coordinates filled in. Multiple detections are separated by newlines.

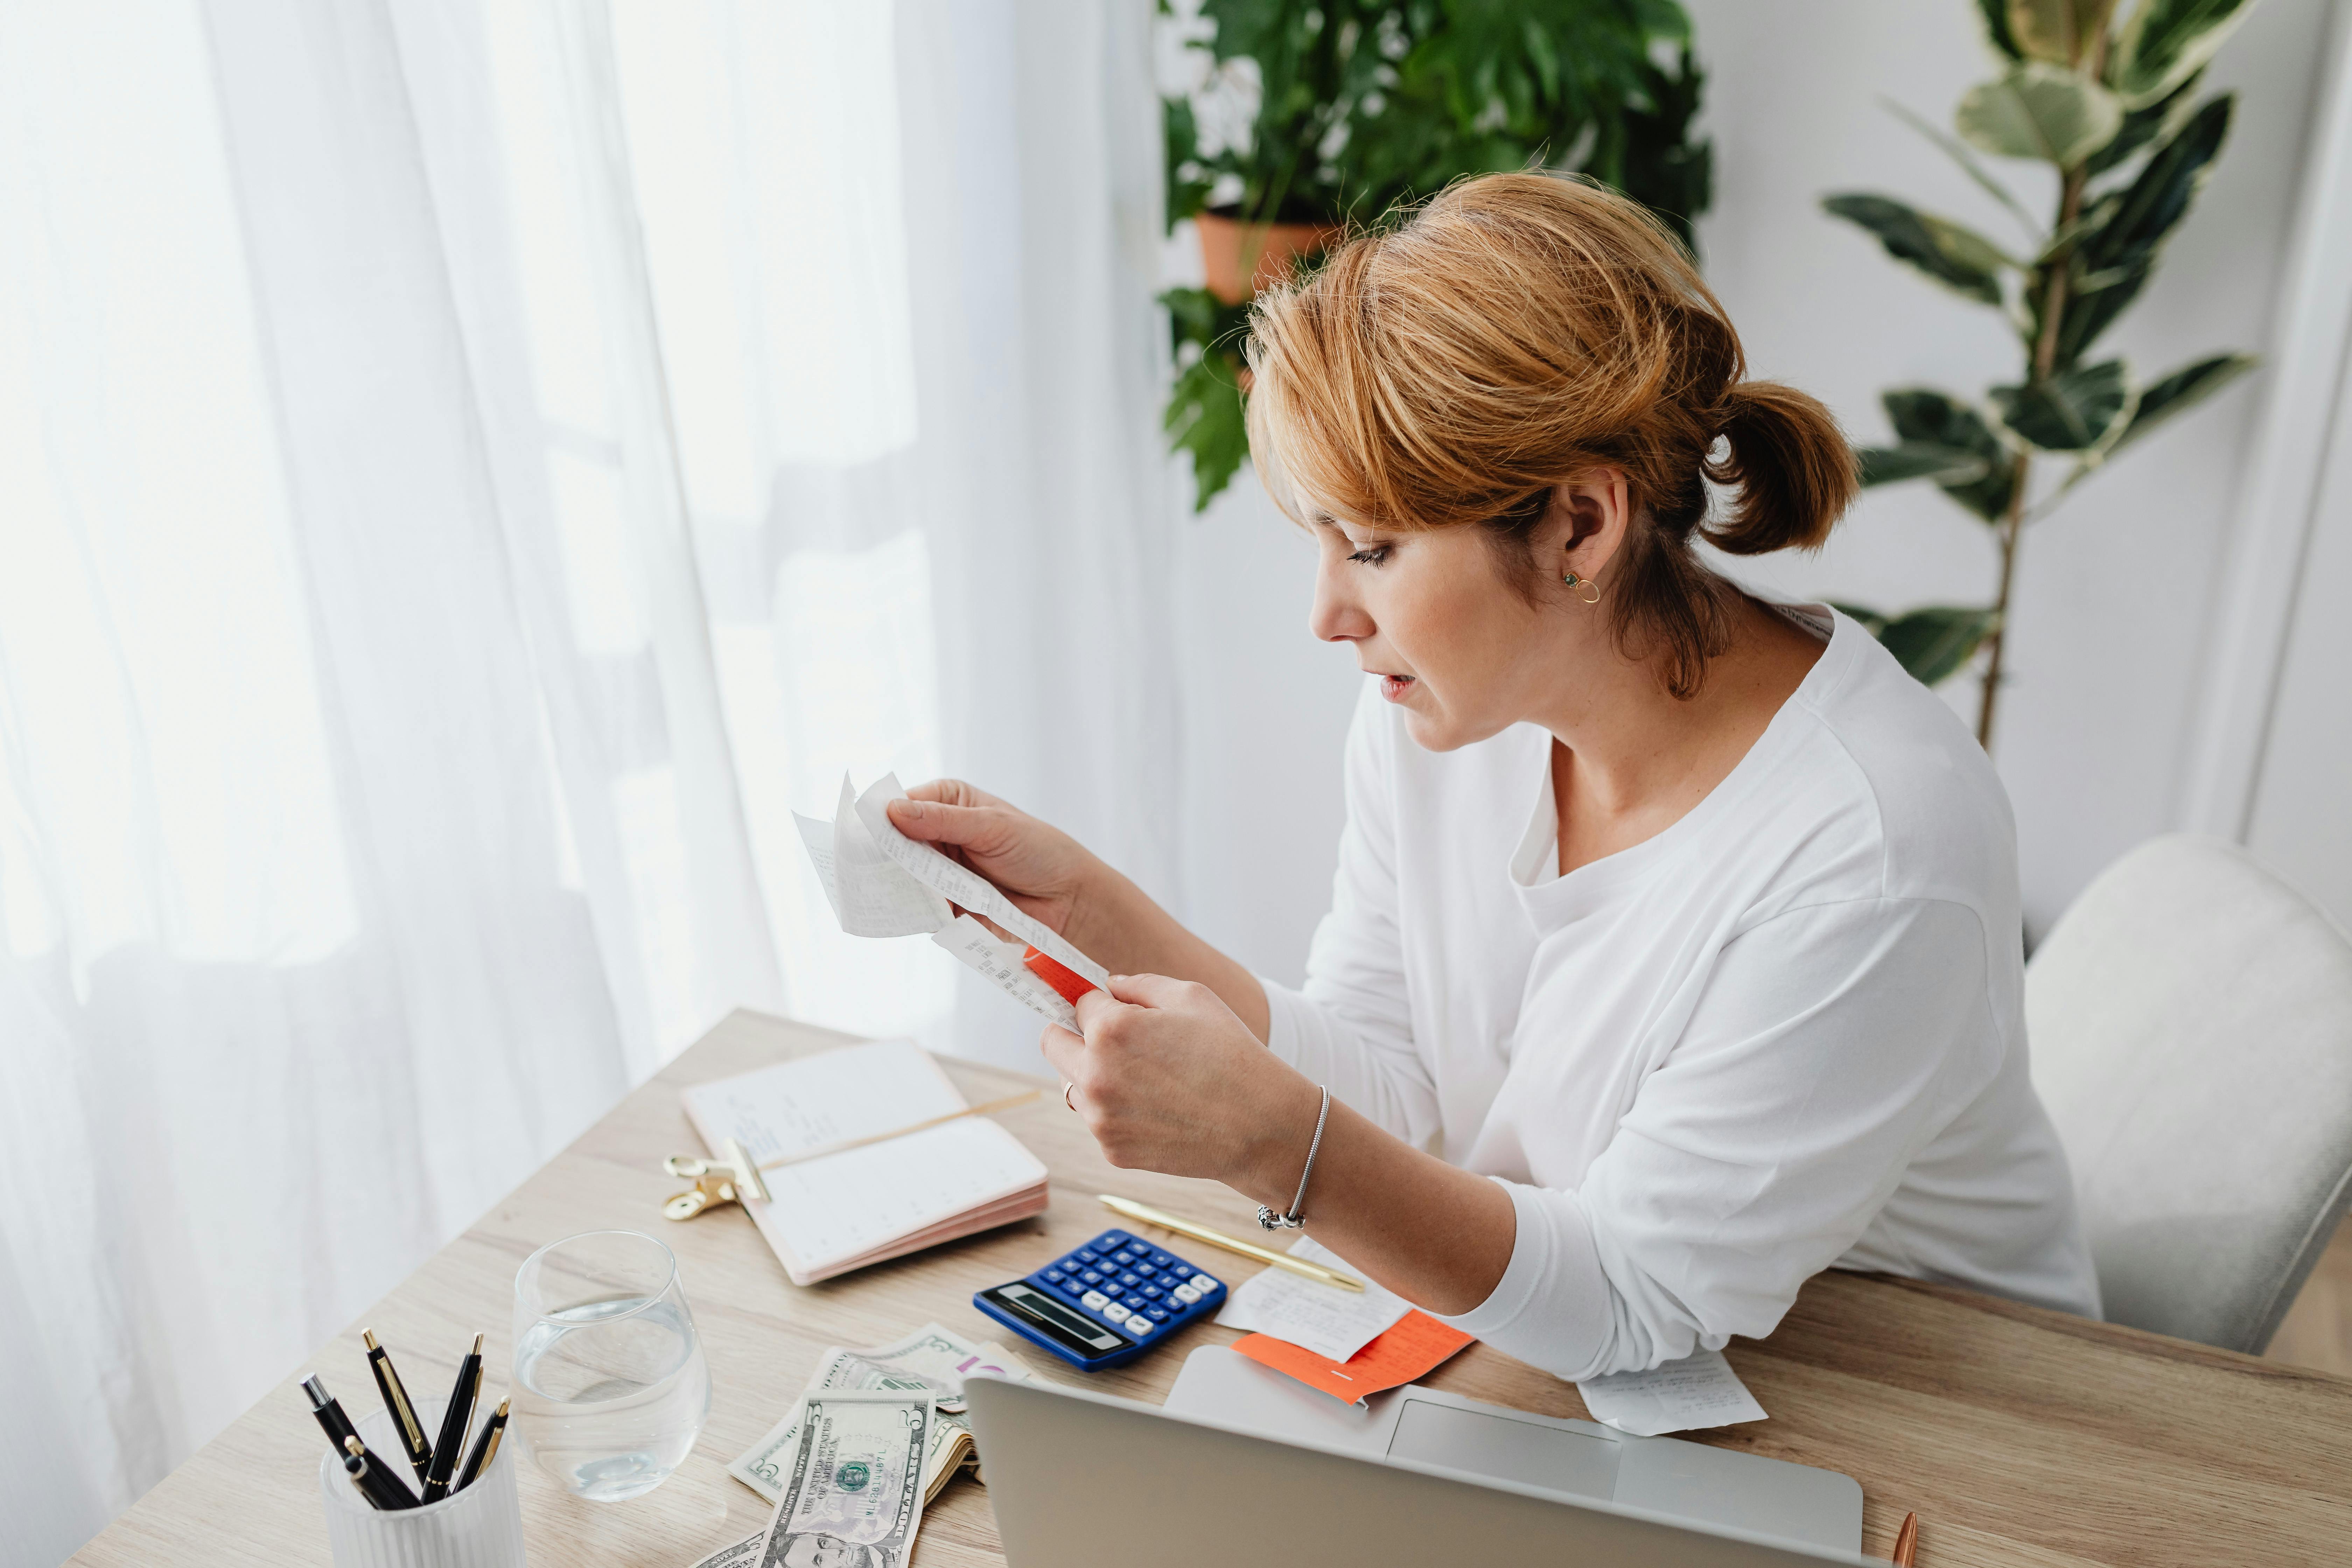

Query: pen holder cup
left=317, top=1400, right=525, bottom=1568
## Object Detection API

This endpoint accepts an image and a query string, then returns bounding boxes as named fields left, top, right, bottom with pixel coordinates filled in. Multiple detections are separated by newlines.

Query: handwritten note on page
left=1214, top=1235, right=1413, bottom=1362
left=1574, top=1349, right=1768, bottom=1437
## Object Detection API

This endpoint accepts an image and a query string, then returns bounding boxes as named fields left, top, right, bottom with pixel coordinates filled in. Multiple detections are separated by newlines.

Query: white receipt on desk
left=1213, top=1234, right=1412, bottom=1362
left=1574, top=1349, right=1767, bottom=1437
left=794, top=772, right=1110, bottom=1028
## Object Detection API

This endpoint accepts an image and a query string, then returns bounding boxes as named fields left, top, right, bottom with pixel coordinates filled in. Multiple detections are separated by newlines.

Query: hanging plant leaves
left=1955, top=62, right=2124, bottom=166
left=1882, top=388, right=2018, bottom=520
left=1857, top=442, right=1995, bottom=486
left=1875, top=605, right=2003, bottom=686
left=1991, top=358, right=2132, bottom=450
left=1164, top=350, right=1252, bottom=512
left=2106, top=352, right=2257, bottom=455
left=1822, top=194, right=2014, bottom=305
left=2111, top=0, right=2254, bottom=108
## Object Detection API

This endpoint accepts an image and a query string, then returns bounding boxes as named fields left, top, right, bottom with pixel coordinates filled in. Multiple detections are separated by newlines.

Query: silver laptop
left=965, top=1348, right=1865, bottom=1567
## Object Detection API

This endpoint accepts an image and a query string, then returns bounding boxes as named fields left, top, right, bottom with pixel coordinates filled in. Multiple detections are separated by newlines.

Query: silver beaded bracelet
left=1258, top=1084, right=1331, bottom=1231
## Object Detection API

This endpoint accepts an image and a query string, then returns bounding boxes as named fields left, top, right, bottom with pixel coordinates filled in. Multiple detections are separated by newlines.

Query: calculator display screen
left=981, top=1283, right=1131, bottom=1360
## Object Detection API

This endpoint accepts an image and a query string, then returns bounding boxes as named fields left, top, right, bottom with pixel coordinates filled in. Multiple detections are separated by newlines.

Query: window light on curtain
left=0, top=1, right=1175, bottom=1561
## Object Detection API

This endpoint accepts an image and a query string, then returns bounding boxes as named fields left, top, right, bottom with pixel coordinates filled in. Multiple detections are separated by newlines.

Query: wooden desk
left=74, top=1010, right=2352, bottom=1568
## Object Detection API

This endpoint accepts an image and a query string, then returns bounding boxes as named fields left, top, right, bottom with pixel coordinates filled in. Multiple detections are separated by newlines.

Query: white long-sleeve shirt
left=1262, top=605, right=2100, bottom=1380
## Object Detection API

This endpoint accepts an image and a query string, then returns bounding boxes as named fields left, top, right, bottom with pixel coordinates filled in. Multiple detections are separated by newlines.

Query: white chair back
left=2027, top=835, right=2352, bottom=1353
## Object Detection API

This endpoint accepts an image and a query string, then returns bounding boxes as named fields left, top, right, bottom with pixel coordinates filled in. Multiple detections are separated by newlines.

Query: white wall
left=1166, top=0, right=2345, bottom=972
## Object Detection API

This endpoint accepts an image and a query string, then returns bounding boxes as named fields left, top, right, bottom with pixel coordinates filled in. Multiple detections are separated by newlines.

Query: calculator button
left=1122, top=1295, right=1148, bottom=1311
left=1102, top=1303, right=1130, bottom=1322
left=1145, top=1305, right=1171, bottom=1322
left=1141, top=1285, right=1163, bottom=1300
left=1081, top=1290, right=1109, bottom=1311
left=1124, top=1315, right=1154, bottom=1335
left=1172, top=1284, right=1201, bottom=1304
left=1041, top=1268, right=1065, bottom=1283
left=1150, top=1252, right=1174, bottom=1268
left=1189, top=1274, right=1219, bottom=1293
left=1074, top=1249, right=1099, bottom=1264
left=1078, top=1270, right=1102, bottom=1287
left=1115, top=1272, right=1139, bottom=1288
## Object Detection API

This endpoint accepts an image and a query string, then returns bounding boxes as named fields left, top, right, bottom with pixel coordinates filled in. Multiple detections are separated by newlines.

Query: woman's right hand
left=884, top=780, right=1103, bottom=945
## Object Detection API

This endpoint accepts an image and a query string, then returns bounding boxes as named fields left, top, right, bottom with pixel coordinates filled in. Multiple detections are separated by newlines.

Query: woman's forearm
left=1228, top=1087, right=1516, bottom=1315
left=1067, top=864, right=1271, bottom=1041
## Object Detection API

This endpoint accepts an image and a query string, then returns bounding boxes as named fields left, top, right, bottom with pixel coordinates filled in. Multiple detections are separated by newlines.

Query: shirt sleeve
left=1437, top=895, right=2004, bottom=1380
left=1260, top=687, right=1441, bottom=1148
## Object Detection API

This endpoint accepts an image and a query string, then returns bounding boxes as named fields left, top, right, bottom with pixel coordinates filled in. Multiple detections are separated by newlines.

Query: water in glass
left=512, top=1231, right=710, bottom=1502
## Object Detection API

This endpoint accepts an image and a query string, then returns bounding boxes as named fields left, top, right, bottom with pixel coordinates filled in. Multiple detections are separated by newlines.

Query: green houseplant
left=1825, top=0, right=2262, bottom=747
left=1161, top=0, right=1712, bottom=509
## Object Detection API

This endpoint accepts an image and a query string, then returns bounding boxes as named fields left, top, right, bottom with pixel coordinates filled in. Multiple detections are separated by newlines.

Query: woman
left=889, top=173, right=2100, bottom=1379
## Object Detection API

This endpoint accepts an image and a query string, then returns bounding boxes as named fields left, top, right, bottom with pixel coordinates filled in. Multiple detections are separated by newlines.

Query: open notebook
left=681, top=1039, right=1050, bottom=1286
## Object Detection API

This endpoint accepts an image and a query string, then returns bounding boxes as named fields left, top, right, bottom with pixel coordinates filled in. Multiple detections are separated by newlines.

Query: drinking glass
left=511, top=1230, right=710, bottom=1502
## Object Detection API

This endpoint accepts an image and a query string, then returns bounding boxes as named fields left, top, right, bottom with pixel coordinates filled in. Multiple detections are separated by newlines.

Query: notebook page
left=755, top=1118, right=1048, bottom=1272
left=684, top=1039, right=966, bottom=1160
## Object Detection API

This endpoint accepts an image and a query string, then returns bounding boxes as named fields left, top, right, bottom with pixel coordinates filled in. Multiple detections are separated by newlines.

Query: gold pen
left=1099, top=1195, right=1365, bottom=1292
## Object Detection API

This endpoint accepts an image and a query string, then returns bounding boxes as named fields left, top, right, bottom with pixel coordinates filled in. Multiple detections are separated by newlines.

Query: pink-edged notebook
left=680, top=1040, right=1049, bottom=1286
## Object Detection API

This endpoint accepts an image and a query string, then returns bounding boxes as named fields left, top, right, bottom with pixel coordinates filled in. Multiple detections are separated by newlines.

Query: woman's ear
left=1552, top=470, right=1631, bottom=579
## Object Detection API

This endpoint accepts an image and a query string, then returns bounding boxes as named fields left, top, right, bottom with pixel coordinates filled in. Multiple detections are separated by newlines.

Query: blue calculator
left=973, top=1229, right=1226, bottom=1371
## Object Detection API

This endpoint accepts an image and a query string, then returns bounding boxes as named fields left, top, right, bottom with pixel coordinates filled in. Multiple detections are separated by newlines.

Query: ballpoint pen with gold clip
left=363, top=1329, right=434, bottom=1488
left=420, top=1333, right=485, bottom=1503
left=453, top=1398, right=510, bottom=1494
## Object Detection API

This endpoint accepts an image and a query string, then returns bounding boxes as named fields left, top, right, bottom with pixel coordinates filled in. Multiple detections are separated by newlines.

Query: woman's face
left=1308, top=504, right=1589, bottom=753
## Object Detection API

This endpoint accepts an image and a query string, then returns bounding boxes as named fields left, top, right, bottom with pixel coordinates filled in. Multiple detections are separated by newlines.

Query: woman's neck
left=1544, top=596, right=1826, bottom=877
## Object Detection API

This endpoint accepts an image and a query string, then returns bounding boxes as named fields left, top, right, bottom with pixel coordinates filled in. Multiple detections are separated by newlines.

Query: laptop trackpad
left=1386, top=1399, right=1620, bottom=1501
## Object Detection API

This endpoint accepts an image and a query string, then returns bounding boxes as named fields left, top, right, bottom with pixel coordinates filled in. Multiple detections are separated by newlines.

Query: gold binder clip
left=660, top=1137, right=769, bottom=1222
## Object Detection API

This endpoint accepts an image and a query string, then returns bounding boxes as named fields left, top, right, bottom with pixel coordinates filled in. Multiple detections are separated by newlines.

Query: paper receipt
left=797, top=773, right=1109, bottom=1027
left=1574, top=1349, right=1767, bottom=1437
left=1213, top=1235, right=1412, bottom=1362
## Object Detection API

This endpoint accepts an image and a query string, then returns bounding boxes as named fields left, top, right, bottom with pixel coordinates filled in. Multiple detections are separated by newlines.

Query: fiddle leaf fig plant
left=1160, top=0, right=1712, bottom=510
left=1826, top=0, right=2261, bottom=748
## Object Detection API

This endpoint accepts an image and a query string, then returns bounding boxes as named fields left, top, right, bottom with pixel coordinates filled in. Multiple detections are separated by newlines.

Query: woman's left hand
left=1043, top=974, right=1322, bottom=1193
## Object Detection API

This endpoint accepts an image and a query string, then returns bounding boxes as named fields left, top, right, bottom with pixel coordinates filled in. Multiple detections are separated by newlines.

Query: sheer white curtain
left=0, top=1, right=1174, bottom=1561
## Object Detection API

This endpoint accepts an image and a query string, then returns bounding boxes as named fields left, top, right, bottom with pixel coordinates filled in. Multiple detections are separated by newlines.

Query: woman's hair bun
left=1701, top=381, right=1860, bottom=557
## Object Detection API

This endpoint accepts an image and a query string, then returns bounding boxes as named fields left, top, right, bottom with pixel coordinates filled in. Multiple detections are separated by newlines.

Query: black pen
left=301, top=1374, right=362, bottom=1458
left=364, top=1328, right=434, bottom=1487
left=344, top=1437, right=419, bottom=1511
left=453, top=1397, right=509, bottom=1493
left=420, top=1333, right=484, bottom=1503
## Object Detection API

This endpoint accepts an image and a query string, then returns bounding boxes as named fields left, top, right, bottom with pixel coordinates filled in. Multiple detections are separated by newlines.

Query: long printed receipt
left=795, top=774, right=1110, bottom=1027
left=1574, top=1348, right=1768, bottom=1437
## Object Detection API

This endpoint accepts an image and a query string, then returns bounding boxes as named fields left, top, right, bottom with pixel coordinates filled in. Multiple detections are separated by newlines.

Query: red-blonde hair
left=1244, top=172, right=1857, bottom=698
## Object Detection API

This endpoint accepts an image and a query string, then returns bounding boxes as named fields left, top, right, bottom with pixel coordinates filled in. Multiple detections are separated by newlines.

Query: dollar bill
left=729, top=1324, right=1033, bottom=1505
left=753, top=1391, right=931, bottom=1568
left=683, top=1533, right=763, bottom=1568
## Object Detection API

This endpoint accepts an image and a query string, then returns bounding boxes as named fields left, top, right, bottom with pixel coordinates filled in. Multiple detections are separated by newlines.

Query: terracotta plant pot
left=1196, top=208, right=1342, bottom=307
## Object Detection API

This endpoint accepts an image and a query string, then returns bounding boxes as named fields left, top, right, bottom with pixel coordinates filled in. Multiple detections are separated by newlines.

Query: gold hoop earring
left=1562, top=570, right=1601, bottom=606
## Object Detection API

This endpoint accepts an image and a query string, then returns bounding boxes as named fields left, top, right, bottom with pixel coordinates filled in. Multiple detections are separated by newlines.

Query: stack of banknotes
left=688, top=1323, right=1036, bottom=1568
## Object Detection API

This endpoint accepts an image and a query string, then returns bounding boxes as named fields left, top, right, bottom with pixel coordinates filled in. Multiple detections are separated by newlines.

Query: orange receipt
left=1234, top=1310, right=1474, bottom=1404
